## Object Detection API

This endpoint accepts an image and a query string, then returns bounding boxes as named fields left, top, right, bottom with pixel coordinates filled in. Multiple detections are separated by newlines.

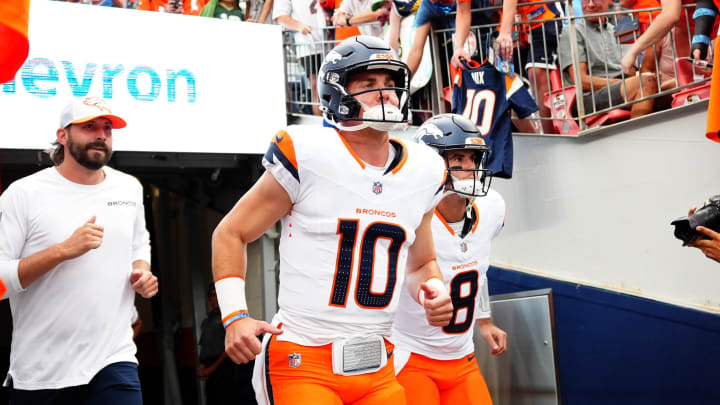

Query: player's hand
left=59, top=216, right=104, bottom=260
left=496, top=30, right=513, bottom=60
left=688, top=226, right=720, bottom=262
left=421, top=282, right=453, bottom=327
left=300, top=24, right=312, bottom=35
left=478, top=318, right=507, bottom=355
left=225, top=318, right=283, bottom=364
left=451, top=49, right=471, bottom=70
left=130, top=269, right=158, bottom=298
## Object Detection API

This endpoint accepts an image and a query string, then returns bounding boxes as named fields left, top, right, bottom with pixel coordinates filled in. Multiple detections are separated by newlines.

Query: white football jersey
left=391, top=190, right=505, bottom=360
left=262, top=125, right=446, bottom=346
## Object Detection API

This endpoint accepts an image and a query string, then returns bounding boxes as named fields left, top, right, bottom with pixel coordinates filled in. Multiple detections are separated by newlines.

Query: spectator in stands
left=200, top=0, right=247, bottom=20
left=492, top=0, right=563, bottom=134
left=620, top=0, right=694, bottom=75
left=57, top=0, right=126, bottom=7
left=248, top=0, right=273, bottom=21
left=386, top=0, right=419, bottom=56
left=274, top=0, right=330, bottom=116
left=333, top=0, right=390, bottom=38
left=137, top=0, right=206, bottom=14
left=618, top=0, right=671, bottom=79
left=558, top=0, right=658, bottom=118
left=406, top=0, right=495, bottom=77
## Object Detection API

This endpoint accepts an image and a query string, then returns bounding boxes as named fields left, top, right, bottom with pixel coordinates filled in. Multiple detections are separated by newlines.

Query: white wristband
left=418, top=277, right=447, bottom=305
left=215, top=276, right=248, bottom=328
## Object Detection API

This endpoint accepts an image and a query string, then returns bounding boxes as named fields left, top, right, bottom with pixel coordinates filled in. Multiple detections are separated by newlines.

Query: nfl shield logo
left=289, top=353, right=301, bottom=368
left=372, top=181, right=383, bottom=195
left=460, top=242, right=468, bottom=253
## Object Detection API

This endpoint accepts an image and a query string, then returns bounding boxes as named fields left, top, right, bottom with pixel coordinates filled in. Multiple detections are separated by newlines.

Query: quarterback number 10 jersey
left=262, top=125, right=446, bottom=346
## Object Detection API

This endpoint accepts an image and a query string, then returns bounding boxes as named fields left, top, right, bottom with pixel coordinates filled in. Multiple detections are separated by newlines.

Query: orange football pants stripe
left=397, top=352, right=492, bottom=405
left=265, top=336, right=405, bottom=405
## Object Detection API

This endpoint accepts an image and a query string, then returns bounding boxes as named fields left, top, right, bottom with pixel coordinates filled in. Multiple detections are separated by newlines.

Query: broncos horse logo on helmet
left=318, top=35, right=410, bottom=131
left=414, top=113, right=493, bottom=199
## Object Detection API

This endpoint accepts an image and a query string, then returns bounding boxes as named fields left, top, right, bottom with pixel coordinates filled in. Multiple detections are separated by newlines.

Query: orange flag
left=0, top=0, right=30, bottom=83
left=706, top=40, right=720, bottom=143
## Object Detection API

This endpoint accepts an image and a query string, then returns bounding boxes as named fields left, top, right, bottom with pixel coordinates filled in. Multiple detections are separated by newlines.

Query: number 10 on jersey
left=461, top=89, right=496, bottom=136
left=330, top=219, right=407, bottom=309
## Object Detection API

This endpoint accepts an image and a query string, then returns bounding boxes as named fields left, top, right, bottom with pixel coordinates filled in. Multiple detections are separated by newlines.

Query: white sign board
left=0, top=1, right=286, bottom=154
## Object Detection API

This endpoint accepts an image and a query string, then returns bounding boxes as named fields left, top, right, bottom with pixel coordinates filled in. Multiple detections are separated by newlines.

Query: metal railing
left=281, top=1, right=712, bottom=134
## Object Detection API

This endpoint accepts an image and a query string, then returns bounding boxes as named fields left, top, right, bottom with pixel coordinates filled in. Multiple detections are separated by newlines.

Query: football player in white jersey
left=392, top=113, right=508, bottom=405
left=211, top=36, right=453, bottom=405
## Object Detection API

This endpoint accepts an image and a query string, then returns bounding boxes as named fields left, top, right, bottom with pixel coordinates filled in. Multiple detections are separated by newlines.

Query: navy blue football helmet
left=318, top=35, right=410, bottom=129
left=414, top=113, right=492, bottom=197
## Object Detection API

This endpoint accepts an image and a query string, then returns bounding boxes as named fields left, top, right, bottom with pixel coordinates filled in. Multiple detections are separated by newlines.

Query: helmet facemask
left=321, top=61, right=410, bottom=131
left=440, top=146, right=493, bottom=214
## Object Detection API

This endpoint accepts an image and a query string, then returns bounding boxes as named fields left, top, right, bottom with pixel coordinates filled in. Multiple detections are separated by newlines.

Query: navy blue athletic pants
left=8, top=362, right=142, bottom=405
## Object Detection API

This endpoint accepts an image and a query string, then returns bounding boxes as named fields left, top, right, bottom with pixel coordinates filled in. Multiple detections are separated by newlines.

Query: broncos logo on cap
left=82, top=97, right=112, bottom=113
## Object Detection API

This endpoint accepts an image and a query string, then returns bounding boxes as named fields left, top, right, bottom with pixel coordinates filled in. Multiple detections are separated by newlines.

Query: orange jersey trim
left=0, top=278, right=5, bottom=298
left=273, top=130, right=299, bottom=171
left=389, top=139, right=409, bottom=174
left=214, top=275, right=245, bottom=283
left=471, top=204, right=480, bottom=233
left=434, top=209, right=455, bottom=236
left=337, top=131, right=366, bottom=169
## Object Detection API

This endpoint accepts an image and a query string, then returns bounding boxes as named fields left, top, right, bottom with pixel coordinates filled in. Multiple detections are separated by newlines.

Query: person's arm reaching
left=621, top=0, right=681, bottom=74
left=451, top=0, right=473, bottom=69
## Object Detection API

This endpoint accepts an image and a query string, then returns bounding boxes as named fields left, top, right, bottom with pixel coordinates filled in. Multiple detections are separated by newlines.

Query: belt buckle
left=331, top=336, right=387, bottom=376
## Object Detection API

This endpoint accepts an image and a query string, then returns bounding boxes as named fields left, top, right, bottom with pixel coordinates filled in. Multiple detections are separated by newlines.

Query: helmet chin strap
left=449, top=175, right=481, bottom=217
left=334, top=94, right=408, bottom=131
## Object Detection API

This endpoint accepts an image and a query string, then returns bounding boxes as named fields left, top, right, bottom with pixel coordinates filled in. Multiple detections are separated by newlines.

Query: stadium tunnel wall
left=488, top=265, right=720, bottom=404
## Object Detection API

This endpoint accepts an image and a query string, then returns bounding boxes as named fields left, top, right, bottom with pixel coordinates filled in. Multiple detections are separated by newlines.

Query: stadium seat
left=544, top=69, right=631, bottom=135
left=671, top=58, right=713, bottom=108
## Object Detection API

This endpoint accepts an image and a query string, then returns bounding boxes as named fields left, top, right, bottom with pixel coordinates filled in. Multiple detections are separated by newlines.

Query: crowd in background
left=53, top=0, right=717, bottom=132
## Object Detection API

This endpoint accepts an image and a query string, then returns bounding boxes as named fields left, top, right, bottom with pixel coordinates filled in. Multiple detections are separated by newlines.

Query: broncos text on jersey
left=392, top=189, right=505, bottom=360
left=262, top=125, right=446, bottom=346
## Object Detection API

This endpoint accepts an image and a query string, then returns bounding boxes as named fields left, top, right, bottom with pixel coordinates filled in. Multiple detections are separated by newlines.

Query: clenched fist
left=59, top=216, right=103, bottom=260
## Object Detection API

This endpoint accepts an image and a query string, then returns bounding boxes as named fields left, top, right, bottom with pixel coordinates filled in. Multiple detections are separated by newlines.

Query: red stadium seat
left=544, top=69, right=631, bottom=135
left=671, top=58, right=713, bottom=108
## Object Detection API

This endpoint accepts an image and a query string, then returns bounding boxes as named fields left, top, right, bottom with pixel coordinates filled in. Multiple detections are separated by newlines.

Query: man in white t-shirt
left=0, top=96, right=158, bottom=405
